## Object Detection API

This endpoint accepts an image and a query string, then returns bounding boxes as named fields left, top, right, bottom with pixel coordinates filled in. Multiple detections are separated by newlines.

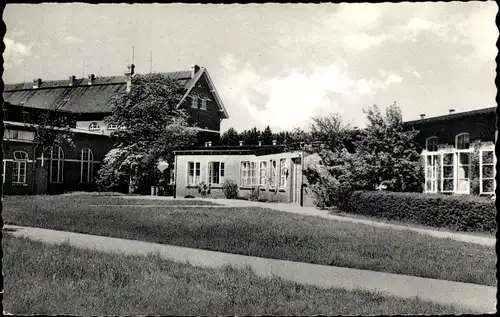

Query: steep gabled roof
left=3, top=67, right=229, bottom=119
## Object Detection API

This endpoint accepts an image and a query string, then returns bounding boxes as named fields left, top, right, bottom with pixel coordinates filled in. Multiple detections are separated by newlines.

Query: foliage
left=247, top=186, right=261, bottom=201
left=469, top=140, right=482, bottom=195
left=220, top=127, right=240, bottom=146
left=347, top=191, right=496, bottom=233
left=219, top=125, right=309, bottom=148
left=197, top=181, right=211, bottom=197
left=222, top=179, right=239, bottom=199
left=260, top=125, right=274, bottom=145
left=97, top=73, right=197, bottom=191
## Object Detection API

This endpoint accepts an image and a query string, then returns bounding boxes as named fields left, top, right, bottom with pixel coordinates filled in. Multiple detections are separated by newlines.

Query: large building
left=404, top=107, right=497, bottom=196
left=2, top=64, right=229, bottom=195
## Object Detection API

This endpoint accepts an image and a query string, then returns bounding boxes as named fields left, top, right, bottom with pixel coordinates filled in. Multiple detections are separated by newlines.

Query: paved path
left=119, top=196, right=496, bottom=247
left=4, top=224, right=496, bottom=313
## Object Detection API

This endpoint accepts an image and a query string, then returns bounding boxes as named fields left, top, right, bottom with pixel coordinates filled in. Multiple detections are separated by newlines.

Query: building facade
left=2, top=64, right=229, bottom=195
left=173, top=145, right=305, bottom=204
left=404, top=107, right=497, bottom=196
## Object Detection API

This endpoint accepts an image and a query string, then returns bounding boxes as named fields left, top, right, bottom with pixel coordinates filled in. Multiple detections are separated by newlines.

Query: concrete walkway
left=119, top=196, right=496, bottom=247
left=4, top=224, right=496, bottom=313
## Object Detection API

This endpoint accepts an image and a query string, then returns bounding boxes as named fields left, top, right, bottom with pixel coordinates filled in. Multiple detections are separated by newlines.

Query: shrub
left=347, top=191, right=496, bottom=233
left=222, top=179, right=239, bottom=199
left=248, top=186, right=261, bottom=201
left=184, top=195, right=194, bottom=199
left=197, top=182, right=211, bottom=198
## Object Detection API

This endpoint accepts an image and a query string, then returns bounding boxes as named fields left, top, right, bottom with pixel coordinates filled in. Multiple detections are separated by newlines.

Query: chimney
left=125, top=64, right=135, bottom=93
left=258, top=140, right=262, bottom=146
left=272, top=140, right=277, bottom=146
left=87, top=74, right=96, bottom=85
left=32, top=78, right=42, bottom=89
left=208, top=141, right=212, bottom=147
left=204, top=142, right=208, bottom=147
left=69, top=75, right=76, bottom=86
left=420, top=114, right=425, bottom=119
left=239, top=140, right=244, bottom=146
left=190, top=64, right=200, bottom=78
left=449, top=109, right=455, bottom=114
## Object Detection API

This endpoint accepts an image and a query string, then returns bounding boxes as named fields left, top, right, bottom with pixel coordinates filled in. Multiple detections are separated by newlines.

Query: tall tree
left=220, top=127, right=239, bottom=146
left=260, top=125, right=273, bottom=145
left=97, top=73, right=197, bottom=192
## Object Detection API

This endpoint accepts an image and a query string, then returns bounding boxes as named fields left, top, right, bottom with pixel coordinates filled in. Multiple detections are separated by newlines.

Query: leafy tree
left=220, top=127, right=239, bottom=146
left=260, top=125, right=273, bottom=145
left=97, top=73, right=197, bottom=192
left=354, top=102, right=423, bottom=192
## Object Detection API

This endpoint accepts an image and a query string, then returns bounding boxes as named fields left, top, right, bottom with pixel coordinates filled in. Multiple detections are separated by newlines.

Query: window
left=441, top=152, right=455, bottom=193
left=456, top=133, right=470, bottom=150
left=208, top=161, right=225, bottom=185
left=456, top=152, right=471, bottom=193
left=2, top=160, right=5, bottom=183
left=191, top=96, right=199, bottom=109
left=241, top=161, right=257, bottom=186
left=13, top=151, right=28, bottom=184
left=480, top=148, right=496, bottom=194
left=279, top=158, right=287, bottom=189
left=200, top=99, right=207, bottom=110
left=259, top=161, right=267, bottom=186
left=425, top=137, right=438, bottom=152
left=5, top=130, right=34, bottom=141
left=269, top=159, right=277, bottom=187
left=80, top=148, right=93, bottom=184
left=424, top=154, right=439, bottom=193
left=22, top=111, right=29, bottom=123
left=50, top=145, right=64, bottom=183
left=187, top=161, right=201, bottom=185
left=107, top=123, right=118, bottom=130
left=89, top=122, right=100, bottom=130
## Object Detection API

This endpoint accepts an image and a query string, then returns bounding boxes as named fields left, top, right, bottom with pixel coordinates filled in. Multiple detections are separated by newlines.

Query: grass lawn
left=3, top=235, right=472, bottom=315
left=3, top=195, right=496, bottom=286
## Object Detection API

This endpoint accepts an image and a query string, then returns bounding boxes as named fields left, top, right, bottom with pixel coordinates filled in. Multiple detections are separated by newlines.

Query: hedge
left=347, top=191, right=496, bottom=233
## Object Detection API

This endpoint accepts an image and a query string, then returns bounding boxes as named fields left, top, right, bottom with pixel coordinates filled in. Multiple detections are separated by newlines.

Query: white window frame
left=424, top=151, right=439, bottom=193
left=455, top=149, right=471, bottom=194
left=50, top=145, right=64, bottom=184
left=240, top=161, right=257, bottom=186
left=269, top=159, right=277, bottom=188
left=80, top=148, right=94, bottom=184
left=425, top=136, right=438, bottom=152
left=191, top=96, right=199, bottom=109
left=259, top=161, right=267, bottom=186
left=89, top=122, right=100, bottom=130
left=440, top=151, right=455, bottom=193
left=279, top=158, right=287, bottom=189
left=12, top=151, right=28, bottom=184
left=208, top=161, right=225, bottom=185
left=200, top=98, right=207, bottom=110
left=187, top=161, right=201, bottom=186
left=480, top=147, right=496, bottom=195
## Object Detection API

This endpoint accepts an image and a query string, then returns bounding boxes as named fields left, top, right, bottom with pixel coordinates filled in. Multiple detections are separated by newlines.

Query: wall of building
left=174, top=151, right=302, bottom=203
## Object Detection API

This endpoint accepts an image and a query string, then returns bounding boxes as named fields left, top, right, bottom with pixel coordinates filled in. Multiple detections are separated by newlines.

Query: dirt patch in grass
left=2, top=197, right=496, bottom=286
left=3, top=235, right=472, bottom=315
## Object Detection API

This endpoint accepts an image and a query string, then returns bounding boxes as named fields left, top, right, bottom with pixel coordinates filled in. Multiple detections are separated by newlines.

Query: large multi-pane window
left=241, top=161, right=257, bottom=186
left=187, top=162, right=200, bottom=185
left=259, top=161, right=267, bottom=186
left=426, top=137, right=438, bottom=152
left=279, top=158, right=287, bottom=189
left=441, top=152, right=455, bottom=193
left=208, top=161, right=225, bottom=185
left=80, top=148, right=94, bottom=184
left=13, top=151, right=28, bottom=184
left=480, top=148, right=496, bottom=194
left=424, top=154, right=439, bottom=193
left=455, top=133, right=471, bottom=193
left=50, top=145, right=64, bottom=183
left=269, top=159, right=277, bottom=187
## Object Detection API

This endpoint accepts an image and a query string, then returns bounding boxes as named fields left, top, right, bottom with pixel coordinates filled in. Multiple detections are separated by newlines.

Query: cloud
left=63, top=35, right=83, bottom=44
left=219, top=54, right=403, bottom=131
left=343, top=33, right=388, bottom=51
left=3, top=37, right=32, bottom=70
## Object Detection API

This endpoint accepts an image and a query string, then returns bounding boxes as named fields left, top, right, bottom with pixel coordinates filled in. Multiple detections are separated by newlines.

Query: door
left=291, top=158, right=302, bottom=204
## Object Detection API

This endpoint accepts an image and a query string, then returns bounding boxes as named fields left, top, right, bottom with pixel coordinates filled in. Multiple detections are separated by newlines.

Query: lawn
left=2, top=195, right=496, bottom=286
left=3, top=235, right=472, bottom=315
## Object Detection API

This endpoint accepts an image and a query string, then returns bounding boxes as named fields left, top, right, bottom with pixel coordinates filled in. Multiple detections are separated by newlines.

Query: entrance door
left=291, top=158, right=302, bottom=204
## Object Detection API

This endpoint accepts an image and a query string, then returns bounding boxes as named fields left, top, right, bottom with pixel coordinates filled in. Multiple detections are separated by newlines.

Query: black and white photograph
left=1, top=2, right=497, bottom=315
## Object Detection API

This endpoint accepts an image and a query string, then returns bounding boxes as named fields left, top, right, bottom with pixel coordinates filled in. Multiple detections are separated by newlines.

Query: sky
left=3, top=2, right=498, bottom=133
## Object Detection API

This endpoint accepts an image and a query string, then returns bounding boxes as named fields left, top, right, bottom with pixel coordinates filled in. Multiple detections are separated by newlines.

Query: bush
left=222, top=179, right=239, bottom=199
left=347, top=191, right=496, bottom=233
left=197, top=182, right=211, bottom=197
